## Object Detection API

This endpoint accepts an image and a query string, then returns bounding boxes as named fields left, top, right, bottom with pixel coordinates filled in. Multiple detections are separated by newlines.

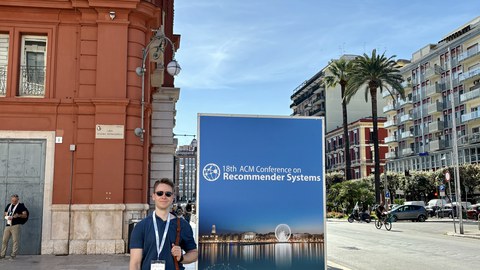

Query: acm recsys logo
left=202, top=163, right=221, bottom=182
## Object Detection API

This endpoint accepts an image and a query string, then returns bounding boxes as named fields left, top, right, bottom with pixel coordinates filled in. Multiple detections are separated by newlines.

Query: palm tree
left=346, top=49, right=405, bottom=203
left=324, top=58, right=354, bottom=180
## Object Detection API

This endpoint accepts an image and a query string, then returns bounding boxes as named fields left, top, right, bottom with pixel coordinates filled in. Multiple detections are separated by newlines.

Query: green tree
left=346, top=49, right=405, bottom=203
left=324, top=58, right=354, bottom=180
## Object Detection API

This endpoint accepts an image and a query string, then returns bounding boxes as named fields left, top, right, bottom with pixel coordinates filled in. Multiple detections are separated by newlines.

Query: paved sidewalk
left=0, top=254, right=344, bottom=270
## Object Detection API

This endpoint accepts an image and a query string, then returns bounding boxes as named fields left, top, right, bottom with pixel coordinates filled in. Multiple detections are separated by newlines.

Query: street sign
left=439, top=184, right=445, bottom=191
left=445, top=171, right=450, bottom=182
left=385, top=191, right=390, bottom=198
left=440, top=191, right=445, bottom=197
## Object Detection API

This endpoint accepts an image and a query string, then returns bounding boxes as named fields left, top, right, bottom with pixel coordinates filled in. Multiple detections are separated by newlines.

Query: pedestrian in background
left=1, top=194, right=28, bottom=259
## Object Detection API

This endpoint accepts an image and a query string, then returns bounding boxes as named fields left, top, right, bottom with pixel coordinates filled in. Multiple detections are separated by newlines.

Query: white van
left=427, top=199, right=447, bottom=208
left=404, top=201, right=426, bottom=207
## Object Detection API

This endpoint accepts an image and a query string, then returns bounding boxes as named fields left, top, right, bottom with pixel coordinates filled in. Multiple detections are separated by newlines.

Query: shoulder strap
left=174, top=217, right=181, bottom=270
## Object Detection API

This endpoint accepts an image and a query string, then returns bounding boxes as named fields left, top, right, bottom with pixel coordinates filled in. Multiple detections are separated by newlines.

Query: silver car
left=387, top=205, right=428, bottom=222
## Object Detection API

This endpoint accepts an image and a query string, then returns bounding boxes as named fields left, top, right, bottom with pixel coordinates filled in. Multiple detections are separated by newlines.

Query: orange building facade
left=0, top=0, right=180, bottom=254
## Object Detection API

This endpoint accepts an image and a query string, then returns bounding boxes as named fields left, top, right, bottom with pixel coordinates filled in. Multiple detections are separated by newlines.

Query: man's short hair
left=11, top=194, right=19, bottom=199
left=153, top=178, right=174, bottom=192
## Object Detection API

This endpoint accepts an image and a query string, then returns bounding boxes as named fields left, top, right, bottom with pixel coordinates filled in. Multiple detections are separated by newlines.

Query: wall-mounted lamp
left=109, top=11, right=116, bottom=20
left=135, top=28, right=181, bottom=142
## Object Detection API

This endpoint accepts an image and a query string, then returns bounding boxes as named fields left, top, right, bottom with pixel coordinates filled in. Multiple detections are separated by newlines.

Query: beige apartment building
left=384, top=16, right=480, bottom=173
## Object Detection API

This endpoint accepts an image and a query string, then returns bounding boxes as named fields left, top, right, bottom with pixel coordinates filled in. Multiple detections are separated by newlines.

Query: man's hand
left=171, top=244, right=182, bottom=261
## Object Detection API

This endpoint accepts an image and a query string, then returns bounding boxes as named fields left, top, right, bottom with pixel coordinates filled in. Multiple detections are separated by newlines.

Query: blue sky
left=173, top=0, right=480, bottom=145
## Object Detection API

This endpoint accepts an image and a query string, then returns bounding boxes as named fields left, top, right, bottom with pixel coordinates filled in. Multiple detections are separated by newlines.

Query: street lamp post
left=446, top=47, right=464, bottom=234
left=135, top=28, right=181, bottom=142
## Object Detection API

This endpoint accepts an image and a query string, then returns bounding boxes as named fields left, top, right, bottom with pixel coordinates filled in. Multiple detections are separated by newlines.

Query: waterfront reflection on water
left=199, top=243, right=324, bottom=270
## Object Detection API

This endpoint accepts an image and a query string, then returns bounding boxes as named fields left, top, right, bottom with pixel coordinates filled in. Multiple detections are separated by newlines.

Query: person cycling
left=376, top=202, right=386, bottom=221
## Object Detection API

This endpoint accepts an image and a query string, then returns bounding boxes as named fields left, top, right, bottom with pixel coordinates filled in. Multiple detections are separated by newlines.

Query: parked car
left=425, top=199, right=447, bottom=217
left=436, top=203, right=467, bottom=219
left=466, top=203, right=480, bottom=220
left=387, top=205, right=428, bottom=222
left=404, top=201, right=426, bottom=207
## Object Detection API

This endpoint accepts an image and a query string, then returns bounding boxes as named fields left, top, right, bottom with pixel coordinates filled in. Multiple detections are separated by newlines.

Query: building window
left=19, top=35, right=47, bottom=96
left=0, top=33, right=8, bottom=96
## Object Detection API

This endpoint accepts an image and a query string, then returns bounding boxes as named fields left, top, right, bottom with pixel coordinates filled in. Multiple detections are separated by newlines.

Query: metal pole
left=447, top=46, right=464, bottom=234
left=447, top=175, right=456, bottom=233
left=384, top=161, right=389, bottom=211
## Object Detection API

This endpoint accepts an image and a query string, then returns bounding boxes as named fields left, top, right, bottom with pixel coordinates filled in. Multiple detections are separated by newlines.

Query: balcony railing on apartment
left=426, top=84, right=442, bottom=96
left=401, top=148, right=414, bottom=156
left=429, top=139, right=445, bottom=152
left=460, top=87, right=480, bottom=102
left=424, top=65, right=442, bottom=78
left=458, top=47, right=480, bottom=62
left=384, top=119, right=396, bottom=128
left=386, top=151, right=397, bottom=159
left=428, top=120, right=444, bottom=132
left=459, top=67, right=480, bottom=82
left=427, top=100, right=443, bottom=114
left=383, top=103, right=396, bottom=113
left=384, top=135, right=397, bottom=143
left=462, top=110, right=480, bottom=123
left=400, top=114, right=413, bottom=123
left=400, top=131, right=414, bottom=140
left=0, top=65, right=6, bottom=96
left=19, top=65, right=45, bottom=96
left=398, top=97, right=413, bottom=107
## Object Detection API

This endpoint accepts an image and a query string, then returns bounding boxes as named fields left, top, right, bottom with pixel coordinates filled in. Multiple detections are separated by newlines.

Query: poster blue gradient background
left=198, top=115, right=325, bottom=236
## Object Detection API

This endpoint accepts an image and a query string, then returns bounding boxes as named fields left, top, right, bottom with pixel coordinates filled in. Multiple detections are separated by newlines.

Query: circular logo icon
left=275, top=224, right=291, bottom=242
left=203, top=163, right=221, bottom=182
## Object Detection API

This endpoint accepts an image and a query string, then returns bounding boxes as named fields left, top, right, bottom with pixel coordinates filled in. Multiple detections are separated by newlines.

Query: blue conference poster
left=198, top=114, right=326, bottom=270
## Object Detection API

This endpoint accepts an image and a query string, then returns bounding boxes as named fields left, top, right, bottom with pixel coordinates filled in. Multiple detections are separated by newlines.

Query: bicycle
left=374, top=214, right=392, bottom=231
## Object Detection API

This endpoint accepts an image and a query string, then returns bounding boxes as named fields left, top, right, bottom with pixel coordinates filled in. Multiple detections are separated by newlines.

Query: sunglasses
left=155, top=191, right=173, bottom=197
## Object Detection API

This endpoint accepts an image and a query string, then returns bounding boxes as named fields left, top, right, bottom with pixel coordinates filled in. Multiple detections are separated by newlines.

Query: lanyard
left=7, top=203, right=19, bottom=216
left=152, top=212, right=171, bottom=260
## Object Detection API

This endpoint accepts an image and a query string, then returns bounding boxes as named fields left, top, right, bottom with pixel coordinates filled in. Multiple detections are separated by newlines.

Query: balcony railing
left=385, top=135, right=397, bottom=143
left=426, top=84, right=441, bottom=96
left=400, top=114, right=413, bottom=123
left=424, top=65, right=442, bottom=78
left=386, top=152, right=397, bottom=159
left=458, top=47, right=479, bottom=62
left=428, top=120, right=444, bottom=132
left=429, top=139, right=445, bottom=152
left=462, top=110, right=480, bottom=122
left=459, top=67, right=480, bottom=82
left=460, top=88, right=480, bottom=102
left=384, top=119, right=396, bottom=128
left=427, top=100, right=443, bottom=114
left=383, top=103, right=396, bottom=113
left=0, top=65, right=6, bottom=96
left=398, top=97, right=413, bottom=107
left=19, top=65, right=45, bottom=96
left=400, top=131, right=414, bottom=140
left=401, top=148, right=414, bottom=156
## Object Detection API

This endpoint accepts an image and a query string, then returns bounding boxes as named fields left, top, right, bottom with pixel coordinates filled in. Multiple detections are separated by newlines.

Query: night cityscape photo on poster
left=198, top=114, right=326, bottom=270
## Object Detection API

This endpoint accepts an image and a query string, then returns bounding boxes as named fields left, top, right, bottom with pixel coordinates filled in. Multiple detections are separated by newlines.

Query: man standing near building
left=129, top=178, right=198, bottom=270
left=1, top=194, right=28, bottom=259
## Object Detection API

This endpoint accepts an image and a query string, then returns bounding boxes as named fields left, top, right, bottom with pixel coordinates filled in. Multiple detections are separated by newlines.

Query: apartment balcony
left=312, top=94, right=325, bottom=105
left=400, top=131, right=414, bottom=140
left=462, top=110, right=480, bottom=123
left=398, top=97, right=413, bottom=108
left=460, top=88, right=480, bottom=102
left=386, top=151, right=397, bottom=159
left=444, top=94, right=460, bottom=109
left=19, top=65, right=46, bottom=96
left=444, top=117, right=462, bottom=128
left=426, top=84, right=442, bottom=96
left=458, top=47, right=480, bottom=62
left=401, top=148, right=414, bottom=156
left=428, top=120, right=444, bottom=133
left=383, top=103, right=396, bottom=113
left=427, top=101, right=443, bottom=114
left=400, top=114, right=413, bottom=123
left=382, top=89, right=394, bottom=98
left=314, top=85, right=325, bottom=94
left=385, top=135, right=397, bottom=143
left=424, top=65, right=442, bottom=79
left=384, top=119, right=396, bottom=128
left=459, top=66, right=480, bottom=82
left=401, top=81, right=413, bottom=89
left=429, top=139, right=445, bottom=152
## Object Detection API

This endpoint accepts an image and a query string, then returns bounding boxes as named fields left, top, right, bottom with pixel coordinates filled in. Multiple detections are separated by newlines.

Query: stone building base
left=42, top=203, right=149, bottom=255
